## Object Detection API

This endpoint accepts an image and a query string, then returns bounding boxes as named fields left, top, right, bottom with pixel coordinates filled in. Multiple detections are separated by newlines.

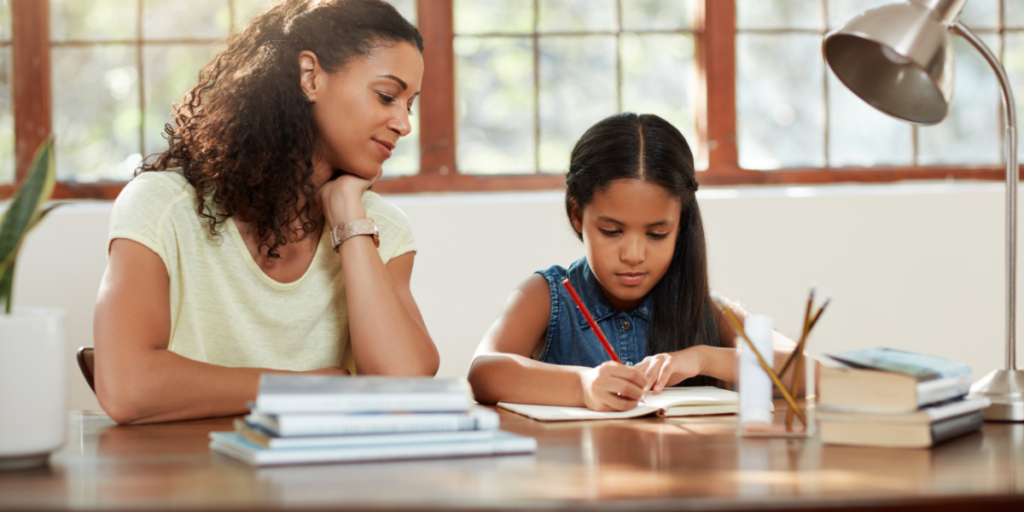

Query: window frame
left=2, top=0, right=1015, bottom=201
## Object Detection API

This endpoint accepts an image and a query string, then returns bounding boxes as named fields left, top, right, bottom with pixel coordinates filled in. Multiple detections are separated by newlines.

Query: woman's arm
left=94, top=240, right=346, bottom=425
left=468, top=275, right=649, bottom=412
left=321, top=176, right=438, bottom=377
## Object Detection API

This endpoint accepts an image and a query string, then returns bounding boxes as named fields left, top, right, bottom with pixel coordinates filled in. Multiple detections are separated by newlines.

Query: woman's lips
left=617, top=273, right=646, bottom=286
left=373, top=139, right=394, bottom=158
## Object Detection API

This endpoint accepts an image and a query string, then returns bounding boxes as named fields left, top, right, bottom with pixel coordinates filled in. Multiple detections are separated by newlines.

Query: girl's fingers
left=606, top=363, right=649, bottom=389
left=656, top=363, right=673, bottom=393
left=601, top=392, right=640, bottom=411
left=609, top=378, right=645, bottom=401
left=643, top=356, right=666, bottom=392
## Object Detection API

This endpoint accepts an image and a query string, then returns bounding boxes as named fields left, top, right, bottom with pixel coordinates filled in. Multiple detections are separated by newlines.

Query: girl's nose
left=621, top=235, right=645, bottom=265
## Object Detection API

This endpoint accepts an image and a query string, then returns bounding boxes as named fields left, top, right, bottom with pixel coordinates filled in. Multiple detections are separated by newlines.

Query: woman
left=94, top=0, right=438, bottom=425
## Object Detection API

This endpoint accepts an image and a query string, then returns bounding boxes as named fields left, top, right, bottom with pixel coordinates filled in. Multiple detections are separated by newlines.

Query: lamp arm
left=952, top=22, right=1018, bottom=371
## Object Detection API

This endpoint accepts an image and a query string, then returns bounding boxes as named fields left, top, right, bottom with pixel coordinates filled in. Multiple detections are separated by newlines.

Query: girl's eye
left=648, top=232, right=669, bottom=240
left=599, top=229, right=621, bottom=237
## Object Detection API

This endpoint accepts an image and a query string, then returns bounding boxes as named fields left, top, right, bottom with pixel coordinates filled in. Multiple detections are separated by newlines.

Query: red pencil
left=561, top=277, right=621, bottom=364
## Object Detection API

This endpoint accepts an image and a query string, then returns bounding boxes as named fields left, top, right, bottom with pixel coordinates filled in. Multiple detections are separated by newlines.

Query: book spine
left=276, top=413, right=494, bottom=437
left=254, top=436, right=537, bottom=466
left=916, top=374, right=973, bottom=407
left=931, top=411, right=983, bottom=446
left=257, top=394, right=471, bottom=414
left=925, top=398, right=990, bottom=423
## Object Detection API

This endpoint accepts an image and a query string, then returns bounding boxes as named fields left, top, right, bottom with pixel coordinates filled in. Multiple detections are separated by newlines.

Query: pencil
left=714, top=297, right=807, bottom=425
left=778, top=295, right=831, bottom=378
left=785, top=289, right=812, bottom=426
left=785, top=288, right=815, bottom=427
left=561, top=278, right=621, bottom=364
left=786, top=294, right=831, bottom=427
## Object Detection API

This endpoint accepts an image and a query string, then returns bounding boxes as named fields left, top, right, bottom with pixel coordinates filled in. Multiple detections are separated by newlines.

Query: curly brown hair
left=140, top=0, right=423, bottom=257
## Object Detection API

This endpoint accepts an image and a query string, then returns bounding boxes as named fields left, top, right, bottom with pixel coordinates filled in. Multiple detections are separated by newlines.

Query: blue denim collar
left=566, top=258, right=653, bottom=331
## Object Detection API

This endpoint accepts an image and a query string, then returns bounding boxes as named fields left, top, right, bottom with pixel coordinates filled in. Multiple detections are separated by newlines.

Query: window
left=46, top=0, right=416, bottom=182
left=3, top=0, right=1021, bottom=201
left=735, top=0, right=1010, bottom=170
left=453, top=0, right=699, bottom=174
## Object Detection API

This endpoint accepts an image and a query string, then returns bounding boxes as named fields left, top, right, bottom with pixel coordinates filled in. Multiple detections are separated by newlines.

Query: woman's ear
left=569, top=203, right=583, bottom=235
left=298, top=50, right=321, bottom=102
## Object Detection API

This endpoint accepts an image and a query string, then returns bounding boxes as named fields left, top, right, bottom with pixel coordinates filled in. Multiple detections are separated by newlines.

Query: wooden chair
left=77, top=346, right=95, bottom=393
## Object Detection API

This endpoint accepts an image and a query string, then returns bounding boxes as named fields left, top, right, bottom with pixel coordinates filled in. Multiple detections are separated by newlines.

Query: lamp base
left=969, top=369, right=1024, bottom=422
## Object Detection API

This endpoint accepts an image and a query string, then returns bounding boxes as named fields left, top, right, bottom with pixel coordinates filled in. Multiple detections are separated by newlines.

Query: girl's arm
left=640, top=296, right=802, bottom=393
left=94, top=240, right=348, bottom=425
left=468, top=275, right=649, bottom=412
left=321, top=176, right=439, bottom=377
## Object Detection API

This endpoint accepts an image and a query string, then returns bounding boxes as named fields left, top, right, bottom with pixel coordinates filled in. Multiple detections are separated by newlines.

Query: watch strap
left=331, top=218, right=380, bottom=251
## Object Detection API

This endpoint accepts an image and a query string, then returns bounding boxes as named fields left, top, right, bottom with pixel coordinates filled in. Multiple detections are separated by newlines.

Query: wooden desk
left=0, top=405, right=1022, bottom=511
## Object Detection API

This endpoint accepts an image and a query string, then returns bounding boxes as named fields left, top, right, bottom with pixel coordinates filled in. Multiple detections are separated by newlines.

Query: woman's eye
left=377, top=92, right=396, bottom=104
left=599, top=229, right=621, bottom=237
left=648, top=232, right=669, bottom=240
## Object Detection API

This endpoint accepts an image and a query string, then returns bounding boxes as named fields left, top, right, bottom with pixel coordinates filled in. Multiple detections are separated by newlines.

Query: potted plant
left=0, top=137, right=67, bottom=470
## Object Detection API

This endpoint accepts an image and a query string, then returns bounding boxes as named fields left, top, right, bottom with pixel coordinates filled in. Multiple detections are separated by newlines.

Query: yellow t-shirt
left=107, top=171, right=416, bottom=372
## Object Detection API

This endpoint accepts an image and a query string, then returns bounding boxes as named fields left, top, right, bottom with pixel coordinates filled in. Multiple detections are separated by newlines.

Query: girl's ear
left=298, top=50, right=322, bottom=102
left=569, top=203, right=583, bottom=235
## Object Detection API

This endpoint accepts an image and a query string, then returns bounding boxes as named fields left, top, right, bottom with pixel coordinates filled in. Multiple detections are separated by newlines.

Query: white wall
left=8, top=181, right=1022, bottom=411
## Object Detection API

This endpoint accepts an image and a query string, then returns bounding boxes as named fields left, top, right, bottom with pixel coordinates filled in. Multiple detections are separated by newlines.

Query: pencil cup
left=738, top=315, right=774, bottom=427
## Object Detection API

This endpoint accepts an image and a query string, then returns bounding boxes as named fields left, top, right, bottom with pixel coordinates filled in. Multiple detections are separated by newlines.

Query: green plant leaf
left=0, top=259, right=12, bottom=314
left=0, top=137, right=57, bottom=313
left=0, top=136, right=56, bottom=265
left=0, top=200, right=66, bottom=313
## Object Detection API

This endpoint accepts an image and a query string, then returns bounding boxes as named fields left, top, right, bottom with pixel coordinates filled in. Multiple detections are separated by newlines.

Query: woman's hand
left=306, top=367, right=351, bottom=376
left=636, top=347, right=706, bottom=394
left=317, top=170, right=380, bottom=227
left=579, top=361, right=648, bottom=412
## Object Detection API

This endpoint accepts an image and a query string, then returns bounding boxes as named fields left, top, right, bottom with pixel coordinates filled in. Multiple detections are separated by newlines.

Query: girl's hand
left=636, top=347, right=705, bottom=394
left=317, top=170, right=381, bottom=228
left=579, top=361, right=648, bottom=411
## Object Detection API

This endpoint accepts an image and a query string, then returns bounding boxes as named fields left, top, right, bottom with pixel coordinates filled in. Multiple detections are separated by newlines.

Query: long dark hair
left=565, top=113, right=721, bottom=385
left=140, top=0, right=423, bottom=257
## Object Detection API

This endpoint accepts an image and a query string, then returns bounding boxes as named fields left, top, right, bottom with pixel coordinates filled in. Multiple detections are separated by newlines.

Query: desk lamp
left=824, top=0, right=1023, bottom=421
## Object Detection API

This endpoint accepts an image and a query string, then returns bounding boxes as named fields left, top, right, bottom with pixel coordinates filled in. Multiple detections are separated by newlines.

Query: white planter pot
left=0, top=309, right=66, bottom=469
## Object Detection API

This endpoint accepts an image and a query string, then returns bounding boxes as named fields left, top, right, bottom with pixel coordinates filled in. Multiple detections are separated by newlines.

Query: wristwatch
left=331, top=218, right=380, bottom=251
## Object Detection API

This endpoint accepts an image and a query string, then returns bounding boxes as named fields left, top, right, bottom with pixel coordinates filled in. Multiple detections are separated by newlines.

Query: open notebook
left=498, top=386, right=741, bottom=421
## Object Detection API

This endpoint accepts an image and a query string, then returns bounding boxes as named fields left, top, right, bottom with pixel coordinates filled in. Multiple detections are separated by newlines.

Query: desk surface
left=0, top=405, right=1022, bottom=511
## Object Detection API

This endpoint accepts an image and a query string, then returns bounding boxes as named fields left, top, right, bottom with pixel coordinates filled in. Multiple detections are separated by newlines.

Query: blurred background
left=5, top=0, right=1024, bottom=183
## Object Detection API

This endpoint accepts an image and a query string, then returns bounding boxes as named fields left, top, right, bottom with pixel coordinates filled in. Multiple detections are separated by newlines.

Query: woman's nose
left=390, top=107, right=412, bottom=137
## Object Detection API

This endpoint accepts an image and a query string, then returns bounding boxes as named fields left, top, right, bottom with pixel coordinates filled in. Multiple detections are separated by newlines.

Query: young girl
left=468, top=113, right=795, bottom=412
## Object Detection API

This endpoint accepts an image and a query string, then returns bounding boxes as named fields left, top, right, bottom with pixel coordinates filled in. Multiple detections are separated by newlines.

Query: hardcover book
left=820, top=410, right=984, bottom=448
left=209, top=430, right=537, bottom=466
left=246, top=407, right=499, bottom=437
left=254, top=375, right=473, bottom=414
left=820, top=348, right=972, bottom=412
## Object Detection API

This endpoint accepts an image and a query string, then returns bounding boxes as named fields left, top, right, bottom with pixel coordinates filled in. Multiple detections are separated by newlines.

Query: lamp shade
left=823, top=2, right=954, bottom=124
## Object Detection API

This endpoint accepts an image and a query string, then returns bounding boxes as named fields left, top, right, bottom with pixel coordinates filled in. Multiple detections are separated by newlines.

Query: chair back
left=77, top=346, right=95, bottom=392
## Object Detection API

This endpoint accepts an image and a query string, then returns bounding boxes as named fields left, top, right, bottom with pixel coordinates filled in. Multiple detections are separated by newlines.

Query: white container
left=738, top=315, right=773, bottom=425
left=0, top=309, right=67, bottom=469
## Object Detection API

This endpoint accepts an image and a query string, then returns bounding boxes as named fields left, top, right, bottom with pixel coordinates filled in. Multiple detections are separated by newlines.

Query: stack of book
left=210, top=374, right=536, bottom=466
left=818, top=348, right=989, bottom=448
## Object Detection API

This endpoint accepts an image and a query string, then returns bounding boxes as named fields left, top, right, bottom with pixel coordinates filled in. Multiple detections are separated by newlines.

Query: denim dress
left=535, top=257, right=653, bottom=367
